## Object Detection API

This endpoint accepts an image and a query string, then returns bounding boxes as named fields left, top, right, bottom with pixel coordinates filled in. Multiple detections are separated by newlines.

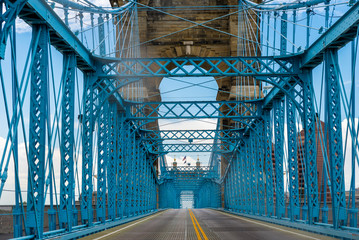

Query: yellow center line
left=189, top=209, right=209, bottom=240
left=189, top=209, right=202, bottom=240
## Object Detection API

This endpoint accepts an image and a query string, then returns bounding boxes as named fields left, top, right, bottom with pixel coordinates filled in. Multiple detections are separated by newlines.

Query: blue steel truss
left=59, top=53, right=76, bottom=230
left=0, top=0, right=358, bottom=239
left=26, top=24, right=48, bottom=238
left=100, top=56, right=298, bottom=77
left=126, top=100, right=260, bottom=120
left=141, top=129, right=242, bottom=141
left=146, top=143, right=234, bottom=154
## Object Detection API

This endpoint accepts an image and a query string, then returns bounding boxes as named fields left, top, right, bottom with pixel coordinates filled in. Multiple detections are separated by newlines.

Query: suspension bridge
left=0, top=0, right=358, bottom=239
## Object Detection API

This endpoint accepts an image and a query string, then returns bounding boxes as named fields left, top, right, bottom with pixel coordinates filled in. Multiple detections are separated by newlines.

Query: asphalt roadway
left=81, top=209, right=337, bottom=240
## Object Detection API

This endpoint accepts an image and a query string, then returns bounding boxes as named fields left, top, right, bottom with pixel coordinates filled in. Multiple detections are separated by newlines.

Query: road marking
left=218, top=211, right=321, bottom=240
left=189, top=209, right=202, bottom=240
left=92, top=212, right=162, bottom=240
left=185, top=210, right=188, bottom=240
left=189, top=209, right=209, bottom=240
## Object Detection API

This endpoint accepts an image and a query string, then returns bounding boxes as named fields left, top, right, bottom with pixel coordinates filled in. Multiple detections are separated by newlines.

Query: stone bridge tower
left=110, top=0, right=261, bottom=176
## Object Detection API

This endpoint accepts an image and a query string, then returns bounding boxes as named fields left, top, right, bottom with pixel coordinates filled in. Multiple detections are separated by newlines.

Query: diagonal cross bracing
left=125, top=100, right=260, bottom=120
left=141, top=129, right=242, bottom=141
left=146, top=143, right=234, bottom=154
left=100, top=56, right=297, bottom=77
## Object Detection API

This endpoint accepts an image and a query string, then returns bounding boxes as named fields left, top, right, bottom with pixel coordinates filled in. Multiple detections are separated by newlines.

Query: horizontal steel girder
left=100, top=56, right=298, bottom=77
left=147, top=143, right=234, bottom=154
left=20, top=0, right=95, bottom=71
left=141, top=129, right=242, bottom=141
left=301, top=1, right=359, bottom=68
left=125, top=100, right=260, bottom=120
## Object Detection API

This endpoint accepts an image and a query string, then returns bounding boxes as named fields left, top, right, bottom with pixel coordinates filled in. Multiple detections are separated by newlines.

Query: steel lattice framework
left=100, top=56, right=298, bottom=77
left=0, top=0, right=358, bottom=239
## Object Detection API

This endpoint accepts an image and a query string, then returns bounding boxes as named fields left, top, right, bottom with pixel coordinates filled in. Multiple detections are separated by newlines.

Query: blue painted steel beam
left=92, top=78, right=126, bottom=117
left=256, top=120, right=265, bottom=216
left=140, top=129, right=242, bottom=141
left=301, top=70, right=319, bottom=223
left=286, top=93, right=300, bottom=221
left=273, top=99, right=285, bottom=218
left=250, top=135, right=258, bottom=214
left=116, top=113, right=125, bottom=219
left=238, top=151, right=246, bottom=213
left=148, top=143, right=234, bottom=154
left=324, top=49, right=346, bottom=228
left=280, top=12, right=288, bottom=55
left=301, top=2, right=359, bottom=68
left=59, top=53, right=76, bottom=231
left=263, top=110, right=274, bottom=216
left=99, top=56, right=297, bottom=77
left=0, top=0, right=27, bottom=59
left=26, top=24, right=49, bottom=238
left=125, top=100, right=259, bottom=120
left=96, top=93, right=108, bottom=223
left=81, top=73, right=95, bottom=226
left=244, top=140, right=251, bottom=213
left=19, top=0, right=95, bottom=71
left=107, top=102, right=117, bottom=220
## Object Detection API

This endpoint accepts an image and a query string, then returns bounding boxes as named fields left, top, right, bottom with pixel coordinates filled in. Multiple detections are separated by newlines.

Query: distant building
left=297, top=120, right=331, bottom=202
left=271, top=120, right=331, bottom=202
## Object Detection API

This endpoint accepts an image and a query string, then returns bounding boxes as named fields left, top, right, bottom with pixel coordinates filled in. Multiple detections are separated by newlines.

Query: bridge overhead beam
left=141, top=129, right=242, bottom=141
left=19, top=0, right=95, bottom=71
left=125, top=100, right=260, bottom=120
left=100, top=56, right=298, bottom=78
left=301, top=1, right=359, bottom=68
left=147, top=143, right=233, bottom=154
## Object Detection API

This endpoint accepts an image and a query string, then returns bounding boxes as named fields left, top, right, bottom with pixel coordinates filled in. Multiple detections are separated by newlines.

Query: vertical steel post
left=257, top=120, right=265, bottom=215
left=107, top=102, right=117, bottom=220
left=280, top=11, right=287, bottom=55
left=123, top=121, right=131, bottom=217
left=250, top=134, right=258, bottom=214
left=302, top=70, right=319, bottom=223
left=59, top=53, right=76, bottom=230
left=96, top=93, right=108, bottom=222
left=244, top=140, right=251, bottom=213
left=129, top=128, right=135, bottom=215
left=117, top=113, right=124, bottom=218
left=98, top=14, right=106, bottom=56
left=286, top=93, right=300, bottom=220
left=237, top=152, right=244, bottom=212
left=263, top=110, right=274, bottom=216
left=234, top=154, right=240, bottom=212
left=81, top=73, right=95, bottom=226
left=324, top=49, right=347, bottom=228
left=274, top=99, right=285, bottom=218
left=26, top=24, right=49, bottom=238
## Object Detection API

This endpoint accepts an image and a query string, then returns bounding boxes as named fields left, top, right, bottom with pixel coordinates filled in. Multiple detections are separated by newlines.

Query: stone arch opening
left=158, top=65, right=219, bottom=167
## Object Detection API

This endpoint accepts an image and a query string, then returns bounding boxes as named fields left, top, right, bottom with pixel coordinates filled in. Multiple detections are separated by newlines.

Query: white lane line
left=93, top=213, right=161, bottom=240
left=218, top=211, right=321, bottom=240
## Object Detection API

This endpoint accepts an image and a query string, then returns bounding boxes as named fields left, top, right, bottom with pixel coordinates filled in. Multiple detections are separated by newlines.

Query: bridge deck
left=80, top=209, right=336, bottom=240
